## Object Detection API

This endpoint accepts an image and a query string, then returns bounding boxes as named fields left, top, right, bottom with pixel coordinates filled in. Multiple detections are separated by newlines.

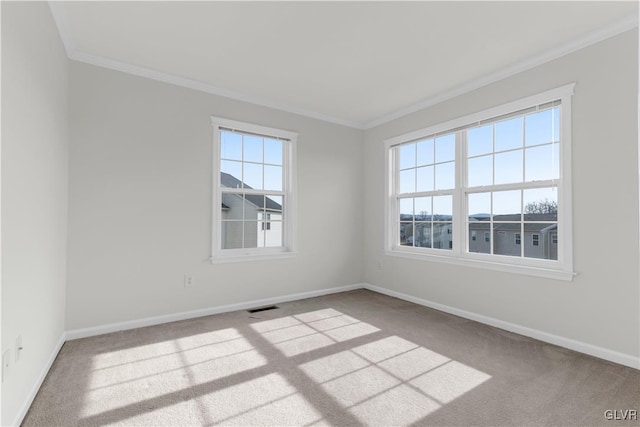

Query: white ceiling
left=50, top=1, right=638, bottom=129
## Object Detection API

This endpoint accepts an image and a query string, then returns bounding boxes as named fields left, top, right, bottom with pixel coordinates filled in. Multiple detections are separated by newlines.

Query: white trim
left=17, top=283, right=638, bottom=424
left=385, top=248, right=575, bottom=281
left=384, top=84, right=575, bottom=147
left=12, top=333, right=66, bottom=427
left=69, top=51, right=363, bottom=130
left=364, top=14, right=638, bottom=129
left=46, top=2, right=637, bottom=131
left=210, top=250, right=297, bottom=264
left=384, top=84, right=575, bottom=280
left=47, top=1, right=75, bottom=56
left=363, top=284, right=640, bottom=370
left=211, top=117, right=297, bottom=262
left=65, top=283, right=365, bottom=340
left=210, top=116, right=299, bottom=141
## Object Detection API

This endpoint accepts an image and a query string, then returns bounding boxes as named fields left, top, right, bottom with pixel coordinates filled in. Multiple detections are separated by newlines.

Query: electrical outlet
left=184, top=274, right=194, bottom=287
left=16, top=335, right=23, bottom=362
left=2, top=350, right=10, bottom=383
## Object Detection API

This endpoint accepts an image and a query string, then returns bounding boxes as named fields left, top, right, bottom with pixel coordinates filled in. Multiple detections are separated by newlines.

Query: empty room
left=2, top=1, right=639, bottom=426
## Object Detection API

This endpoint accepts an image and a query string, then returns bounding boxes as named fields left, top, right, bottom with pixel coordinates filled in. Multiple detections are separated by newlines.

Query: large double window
left=385, top=85, right=574, bottom=280
left=211, top=117, right=297, bottom=262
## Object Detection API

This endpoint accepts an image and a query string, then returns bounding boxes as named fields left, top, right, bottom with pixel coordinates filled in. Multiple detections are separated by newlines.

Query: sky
left=220, top=131, right=284, bottom=193
left=398, top=107, right=559, bottom=218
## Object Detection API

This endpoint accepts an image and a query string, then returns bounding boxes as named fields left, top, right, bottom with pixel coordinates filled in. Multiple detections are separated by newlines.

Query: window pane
left=265, top=195, right=283, bottom=215
left=433, top=195, right=452, bottom=218
left=221, top=221, right=243, bottom=249
left=221, top=160, right=243, bottom=186
left=221, top=132, right=242, bottom=160
left=468, top=224, right=490, bottom=254
left=525, top=145, right=555, bottom=182
left=416, top=166, right=434, bottom=192
left=435, top=162, right=455, bottom=190
left=468, top=192, right=491, bottom=220
left=493, top=225, right=521, bottom=257
left=414, top=222, right=431, bottom=248
left=399, top=169, right=416, bottom=193
left=525, top=109, right=553, bottom=146
left=553, top=108, right=560, bottom=142
left=416, top=139, right=434, bottom=166
left=494, top=150, right=523, bottom=185
left=415, top=197, right=431, bottom=221
left=264, top=165, right=283, bottom=191
left=553, top=142, right=560, bottom=179
left=243, top=221, right=259, bottom=248
left=467, top=125, right=493, bottom=157
left=493, top=190, right=521, bottom=217
left=243, top=163, right=263, bottom=189
left=524, top=223, right=557, bottom=260
left=400, top=222, right=413, bottom=246
left=436, top=134, right=455, bottom=162
left=242, top=195, right=263, bottom=220
left=265, top=221, right=283, bottom=248
left=399, top=198, right=413, bottom=219
left=264, top=138, right=283, bottom=165
left=467, top=155, right=493, bottom=187
left=433, top=222, right=452, bottom=250
left=495, top=116, right=523, bottom=151
left=244, top=135, right=263, bottom=163
left=221, top=193, right=244, bottom=220
left=399, top=144, right=416, bottom=170
left=523, top=188, right=557, bottom=221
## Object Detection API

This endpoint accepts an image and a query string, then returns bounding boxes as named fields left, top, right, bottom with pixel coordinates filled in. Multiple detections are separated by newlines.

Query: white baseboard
left=363, top=283, right=640, bottom=370
left=13, top=332, right=66, bottom=427
left=12, top=282, right=638, bottom=426
left=66, top=283, right=365, bottom=340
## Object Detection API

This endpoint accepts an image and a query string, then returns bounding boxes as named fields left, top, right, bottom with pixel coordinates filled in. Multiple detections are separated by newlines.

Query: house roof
left=220, top=172, right=282, bottom=211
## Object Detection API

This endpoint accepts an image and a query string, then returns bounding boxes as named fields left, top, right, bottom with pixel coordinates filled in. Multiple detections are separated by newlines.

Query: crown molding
left=47, top=1, right=637, bottom=131
left=48, top=1, right=75, bottom=56
left=68, top=51, right=365, bottom=129
left=363, top=13, right=639, bottom=129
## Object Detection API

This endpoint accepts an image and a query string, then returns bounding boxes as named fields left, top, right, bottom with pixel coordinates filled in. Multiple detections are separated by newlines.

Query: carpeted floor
left=23, top=289, right=639, bottom=426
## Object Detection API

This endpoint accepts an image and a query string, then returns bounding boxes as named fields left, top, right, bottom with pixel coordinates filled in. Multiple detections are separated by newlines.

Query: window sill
left=385, top=247, right=575, bottom=281
left=211, top=249, right=297, bottom=264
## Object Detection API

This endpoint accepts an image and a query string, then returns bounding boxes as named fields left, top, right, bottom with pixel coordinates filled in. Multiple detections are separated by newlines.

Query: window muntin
left=212, top=117, right=297, bottom=262
left=385, top=85, right=574, bottom=280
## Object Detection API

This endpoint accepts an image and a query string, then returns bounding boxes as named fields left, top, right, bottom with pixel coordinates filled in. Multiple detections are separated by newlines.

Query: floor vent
left=247, top=305, right=279, bottom=313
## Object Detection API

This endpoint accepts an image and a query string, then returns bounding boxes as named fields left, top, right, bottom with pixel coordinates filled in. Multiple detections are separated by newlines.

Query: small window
left=552, top=233, right=558, bottom=244
left=261, top=213, right=271, bottom=231
left=212, top=117, right=298, bottom=262
left=484, top=232, right=490, bottom=242
left=515, top=233, right=521, bottom=245
left=471, top=231, right=477, bottom=241
left=532, top=234, right=539, bottom=246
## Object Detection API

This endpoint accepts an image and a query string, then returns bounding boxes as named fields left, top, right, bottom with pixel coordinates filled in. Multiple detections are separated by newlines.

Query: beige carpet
left=23, top=289, right=639, bottom=426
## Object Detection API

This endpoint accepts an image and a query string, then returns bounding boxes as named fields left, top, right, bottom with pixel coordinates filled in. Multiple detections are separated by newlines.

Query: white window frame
left=384, top=84, right=575, bottom=281
left=211, top=117, right=298, bottom=263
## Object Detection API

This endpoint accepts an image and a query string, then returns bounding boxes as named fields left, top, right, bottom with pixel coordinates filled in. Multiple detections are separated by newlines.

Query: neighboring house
left=220, top=172, right=283, bottom=249
left=468, top=213, right=558, bottom=260
left=400, top=214, right=453, bottom=249
left=401, top=213, right=558, bottom=259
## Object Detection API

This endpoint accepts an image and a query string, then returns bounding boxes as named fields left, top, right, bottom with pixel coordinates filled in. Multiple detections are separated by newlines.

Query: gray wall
left=363, top=29, right=639, bottom=358
left=1, top=2, right=69, bottom=425
left=66, top=62, right=364, bottom=330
